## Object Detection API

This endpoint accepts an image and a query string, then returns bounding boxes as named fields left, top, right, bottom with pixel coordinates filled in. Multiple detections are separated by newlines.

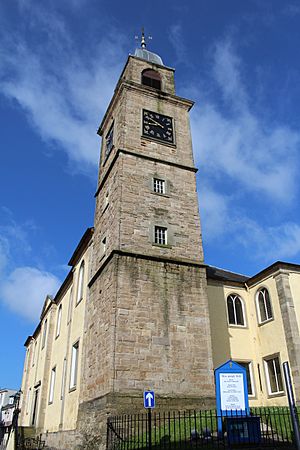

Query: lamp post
left=13, top=390, right=22, bottom=450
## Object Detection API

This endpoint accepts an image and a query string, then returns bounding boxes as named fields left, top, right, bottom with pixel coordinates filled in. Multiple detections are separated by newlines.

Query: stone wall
left=113, top=254, right=214, bottom=396
left=78, top=252, right=215, bottom=449
left=119, top=154, right=203, bottom=262
left=275, top=270, right=300, bottom=401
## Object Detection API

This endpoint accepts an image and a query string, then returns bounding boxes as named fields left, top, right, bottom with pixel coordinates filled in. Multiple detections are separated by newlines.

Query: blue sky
left=1, top=0, right=300, bottom=389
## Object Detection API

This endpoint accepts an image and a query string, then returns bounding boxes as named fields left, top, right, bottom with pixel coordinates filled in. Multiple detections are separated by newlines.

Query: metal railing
left=0, top=424, right=45, bottom=450
left=107, top=407, right=298, bottom=450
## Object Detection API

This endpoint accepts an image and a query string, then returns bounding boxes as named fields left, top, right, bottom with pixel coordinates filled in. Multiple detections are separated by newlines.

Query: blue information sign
left=143, top=390, right=155, bottom=408
left=215, top=360, right=249, bottom=436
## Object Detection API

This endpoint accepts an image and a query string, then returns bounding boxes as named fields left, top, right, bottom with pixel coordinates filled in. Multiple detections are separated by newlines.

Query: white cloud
left=0, top=210, right=61, bottom=322
left=168, top=24, right=188, bottom=65
left=0, top=237, right=9, bottom=274
left=0, top=267, right=60, bottom=322
left=199, top=183, right=300, bottom=263
left=212, top=39, right=248, bottom=111
left=191, top=39, right=300, bottom=204
left=0, top=7, right=125, bottom=172
left=198, top=185, right=231, bottom=240
left=236, top=219, right=300, bottom=262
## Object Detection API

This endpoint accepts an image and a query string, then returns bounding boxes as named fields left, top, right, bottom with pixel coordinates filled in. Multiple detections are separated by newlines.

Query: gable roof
left=40, top=295, right=54, bottom=320
left=68, top=227, right=94, bottom=267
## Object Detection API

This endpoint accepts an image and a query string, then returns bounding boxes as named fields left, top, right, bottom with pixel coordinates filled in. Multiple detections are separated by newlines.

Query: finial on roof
left=134, top=28, right=163, bottom=66
left=141, top=27, right=146, bottom=48
left=135, top=27, right=152, bottom=49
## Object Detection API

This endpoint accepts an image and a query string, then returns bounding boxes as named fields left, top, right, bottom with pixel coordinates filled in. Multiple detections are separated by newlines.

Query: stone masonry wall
left=274, top=270, right=300, bottom=401
left=121, top=85, right=194, bottom=169
left=80, top=253, right=214, bottom=406
left=119, top=154, right=204, bottom=262
left=122, top=56, right=175, bottom=95
left=92, top=157, right=122, bottom=278
left=113, top=255, right=214, bottom=397
left=76, top=253, right=215, bottom=450
left=79, top=256, right=118, bottom=404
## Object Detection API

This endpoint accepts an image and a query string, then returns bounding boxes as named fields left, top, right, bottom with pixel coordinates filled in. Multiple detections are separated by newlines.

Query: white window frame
left=76, top=261, right=85, bottom=305
left=31, top=388, right=39, bottom=426
left=67, top=287, right=73, bottom=325
left=41, top=319, right=48, bottom=349
left=61, top=357, right=67, bottom=400
left=26, top=388, right=31, bottom=414
left=56, top=305, right=62, bottom=338
left=256, top=287, right=273, bottom=324
left=154, top=226, right=167, bottom=245
left=49, top=366, right=56, bottom=404
left=70, top=341, right=79, bottom=390
left=153, top=178, right=165, bottom=194
left=25, top=348, right=30, bottom=372
left=264, top=355, right=284, bottom=395
left=235, top=360, right=255, bottom=397
left=32, top=341, right=37, bottom=367
left=226, top=293, right=246, bottom=327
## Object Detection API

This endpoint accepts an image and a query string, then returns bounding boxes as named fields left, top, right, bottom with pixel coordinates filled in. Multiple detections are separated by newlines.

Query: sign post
left=283, top=361, right=300, bottom=450
left=215, top=360, right=249, bottom=437
left=144, top=391, right=155, bottom=450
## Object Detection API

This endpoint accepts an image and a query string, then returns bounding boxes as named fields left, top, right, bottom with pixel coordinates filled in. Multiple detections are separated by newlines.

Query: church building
left=19, top=38, right=300, bottom=449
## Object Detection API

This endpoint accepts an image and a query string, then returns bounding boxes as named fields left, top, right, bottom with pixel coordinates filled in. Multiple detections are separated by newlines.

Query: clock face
left=105, top=123, right=114, bottom=157
left=142, top=110, right=174, bottom=144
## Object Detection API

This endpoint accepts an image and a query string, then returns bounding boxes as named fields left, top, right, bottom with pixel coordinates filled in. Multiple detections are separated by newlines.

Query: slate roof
left=206, top=265, right=249, bottom=284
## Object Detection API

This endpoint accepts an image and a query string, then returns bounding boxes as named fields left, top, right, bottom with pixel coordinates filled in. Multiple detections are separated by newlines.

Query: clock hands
left=146, top=117, right=164, bottom=128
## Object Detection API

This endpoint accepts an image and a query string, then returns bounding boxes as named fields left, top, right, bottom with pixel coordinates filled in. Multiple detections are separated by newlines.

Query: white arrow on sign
left=145, top=392, right=154, bottom=407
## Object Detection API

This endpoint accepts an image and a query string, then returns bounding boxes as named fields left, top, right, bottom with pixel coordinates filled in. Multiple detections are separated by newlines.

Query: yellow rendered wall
left=20, top=245, right=91, bottom=434
left=208, top=275, right=290, bottom=407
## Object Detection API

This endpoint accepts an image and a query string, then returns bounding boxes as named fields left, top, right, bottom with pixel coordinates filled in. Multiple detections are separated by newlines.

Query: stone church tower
left=78, top=39, right=215, bottom=435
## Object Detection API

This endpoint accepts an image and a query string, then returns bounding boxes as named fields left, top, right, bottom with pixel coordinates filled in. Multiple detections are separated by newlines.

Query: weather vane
left=135, top=27, right=152, bottom=49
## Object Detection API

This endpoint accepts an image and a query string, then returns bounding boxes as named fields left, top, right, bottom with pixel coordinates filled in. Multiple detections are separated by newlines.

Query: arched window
left=76, top=261, right=85, bottom=305
left=142, top=69, right=161, bottom=90
left=227, top=294, right=245, bottom=326
left=256, top=287, right=273, bottom=323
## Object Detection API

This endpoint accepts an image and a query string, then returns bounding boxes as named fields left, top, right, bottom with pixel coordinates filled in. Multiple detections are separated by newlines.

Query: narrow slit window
left=76, top=261, right=85, bottom=305
left=67, top=287, right=73, bottom=325
left=56, top=305, right=62, bottom=338
left=61, top=358, right=67, bottom=400
left=32, top=341, right=37, bottom=367
left=70, top=341, right=79, bottom=390
left=42, top=319, right=48, bottom=349
left=101, top=237, right=107, bottom=255
left=26, top=388, right=31, bottom=414
left=49, top=367, right=56, bottom=404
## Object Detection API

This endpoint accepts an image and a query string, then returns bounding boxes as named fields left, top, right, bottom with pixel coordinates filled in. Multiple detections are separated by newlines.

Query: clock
left=142, top=109, right=174, bottom=144
left=105, top=123, right=114, bottom=157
